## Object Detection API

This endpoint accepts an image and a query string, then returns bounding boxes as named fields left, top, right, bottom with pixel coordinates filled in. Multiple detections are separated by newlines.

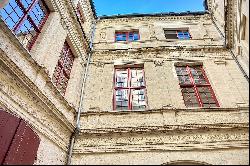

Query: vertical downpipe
left=66, top=1, right=98, bottom=165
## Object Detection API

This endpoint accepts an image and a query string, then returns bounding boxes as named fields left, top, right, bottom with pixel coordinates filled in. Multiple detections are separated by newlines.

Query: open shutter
left=3, top=120, right=40, bottom=165
left=0, top=110, right=21, bottom=164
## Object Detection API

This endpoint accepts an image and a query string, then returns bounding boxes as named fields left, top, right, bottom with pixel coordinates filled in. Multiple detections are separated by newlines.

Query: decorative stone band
left=79, top=123, right=249, bottom=135
left=73, top=128, right=249, bottom=154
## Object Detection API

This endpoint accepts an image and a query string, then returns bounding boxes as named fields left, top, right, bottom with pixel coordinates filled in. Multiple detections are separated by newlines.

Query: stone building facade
left=0, top=0, right=248, bottom=165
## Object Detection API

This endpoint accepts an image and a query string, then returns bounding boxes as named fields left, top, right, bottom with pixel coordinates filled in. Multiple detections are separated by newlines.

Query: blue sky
left=93, top=0, right=205, bottom=16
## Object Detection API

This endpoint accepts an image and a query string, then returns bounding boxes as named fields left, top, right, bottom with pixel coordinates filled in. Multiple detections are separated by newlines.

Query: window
left=76, top=3, right=85, bottom=24
left=175, top=65, right=219, bottom=108
left=240, top=14, right=247, bottom=40
left=113, top=66, right=147, bottom=110
left=115, top=31, right=140, bottom=42
left=164, top=29, right=192, bottom=39
left=0, top=0, right=50, bottom=50
left=52, top=41, right=74, bottom=95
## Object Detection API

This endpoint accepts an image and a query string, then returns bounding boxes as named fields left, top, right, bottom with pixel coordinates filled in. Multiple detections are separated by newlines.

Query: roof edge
left=98, top=11, right=209, bottom=20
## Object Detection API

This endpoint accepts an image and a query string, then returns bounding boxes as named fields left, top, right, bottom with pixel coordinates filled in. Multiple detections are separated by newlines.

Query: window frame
left=52, top=41, right=75, bottom=95
left=115, top=30, right=140, bottom=42
left=176, top=65, right=219, bottom=108
left=164, top=29, right=192, bottom=40
left=113, top=66, right=147, bottom=111
left=1, top=0, right=50, bottom=50
left=76, top=2, right=85, bottom=24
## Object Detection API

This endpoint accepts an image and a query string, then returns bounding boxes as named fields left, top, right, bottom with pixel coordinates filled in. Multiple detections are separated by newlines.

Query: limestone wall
left=93, top=14, right=224, bottom=50
left=82, top=49, right=249, bottom=113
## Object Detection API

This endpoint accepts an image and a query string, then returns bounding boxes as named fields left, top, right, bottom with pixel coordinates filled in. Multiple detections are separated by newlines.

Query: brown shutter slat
left=3, top=120, right=40, bottom=165
left=0, top=109, right=21, bottom=164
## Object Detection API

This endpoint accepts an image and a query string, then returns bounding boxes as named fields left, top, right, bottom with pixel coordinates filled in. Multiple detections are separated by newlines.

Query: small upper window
left=115, top=31, right=140, bottom=42
left=164, top=29, right=192, bottom=40
left=0, top=0, right=50, bottom=50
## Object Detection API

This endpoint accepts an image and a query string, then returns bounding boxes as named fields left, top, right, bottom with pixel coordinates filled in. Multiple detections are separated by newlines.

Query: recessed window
left=52, top=41, right=75, bottom=95
left=240, top=14, right=247, bottom=40
left=113, top=66, right=147, bottom=110
left=76, top=3, right=85, bottom=24
left=0, top=0, right=50, bottom=50
left=164, top=29, right=192, bottom=39
left=175, top=65, right=219, bottom=108
left=115, top=31, right=140, bottom=42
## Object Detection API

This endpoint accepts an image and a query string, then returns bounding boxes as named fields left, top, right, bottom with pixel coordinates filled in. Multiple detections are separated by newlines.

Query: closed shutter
left=0, top=110, right=21, bottom=164
left=0, top=109, right=40, bottom=165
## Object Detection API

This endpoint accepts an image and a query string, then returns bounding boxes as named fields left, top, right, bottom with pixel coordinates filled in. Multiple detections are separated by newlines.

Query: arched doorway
left=0, top=109, right=40, bottom=165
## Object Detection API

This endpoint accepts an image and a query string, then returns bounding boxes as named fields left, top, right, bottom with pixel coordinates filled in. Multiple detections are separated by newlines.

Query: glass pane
left=133, top=33, right=139, bottom=40
left=178, top=75, right=191, bottom=85
left=198, top=87, right=218, bottom=107
left=115, top=89, right=129, bottom=110
left=131, top=69, right=144, bottom=87
left=116, top=33, right=127, bottom=41
left=116, top=69, right=128, bottom=87
left=190, top=67, right=207, bottom=84
left=132, top=89, right=146, bottom=110
left=21, top=0, right=33, bottom=9
left=182, top=88, right=199, bottom=107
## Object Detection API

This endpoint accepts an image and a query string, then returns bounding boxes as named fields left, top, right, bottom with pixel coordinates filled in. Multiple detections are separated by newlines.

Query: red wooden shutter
left=0, top=110, right=21, bottom=164
left=0, top=109, right=40, bottom=165
left=3, top=120, right=40, bottom=165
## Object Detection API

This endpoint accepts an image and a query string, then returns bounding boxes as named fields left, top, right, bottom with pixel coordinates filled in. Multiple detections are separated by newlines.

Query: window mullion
left=128, top=68, right=132, bottom=110
left=187, top=66, right=203, bottom=107
left=27, top=16, right=40, bottom=32
left=14, top=0, right=39, bottom=32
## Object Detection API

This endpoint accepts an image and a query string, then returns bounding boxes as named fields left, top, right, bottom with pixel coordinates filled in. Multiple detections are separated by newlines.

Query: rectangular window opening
left=115, top=30, right=140, bottom=42
left=175, top=65, right=219, bottom=108
left=0, top=0, right=50, bottom=50
left=113, top=66, right=147, bottom=110
left=164, top=29, right=192, bottom=40
left=52, top=41, right=75, bottom=95
left=76, top=3, right=85, bottom=24
left=241, top=14, right=247, bottom=40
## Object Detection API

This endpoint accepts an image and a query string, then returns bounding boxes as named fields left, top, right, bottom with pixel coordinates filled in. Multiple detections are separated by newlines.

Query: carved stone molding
left=91, top=47, right=231, bottom=61
left=73, top=128, right=248, bottom=154
left=98, top=14, right=211, bottom=25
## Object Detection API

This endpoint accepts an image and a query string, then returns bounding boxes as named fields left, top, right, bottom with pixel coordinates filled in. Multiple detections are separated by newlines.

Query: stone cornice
left=79, top=107, right=249, bottom=135
left=79, top=123, right=249, bottom=135
left=0, top=21, right=75, bottom=131
left=80, top=107, right=249, bottom=116
left=97, top=14, right=212, bottom=25
left=225, top=0, right=235, bottom=48
left=74, top=127, right=248, bottom=154
left=0, top=51, right=75, bottom=132
left=90, top=46, right=232, bottom=61
left=50, top=0, right=90, bottom=57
